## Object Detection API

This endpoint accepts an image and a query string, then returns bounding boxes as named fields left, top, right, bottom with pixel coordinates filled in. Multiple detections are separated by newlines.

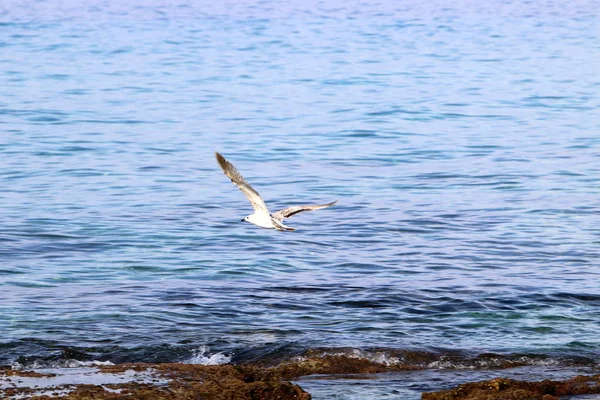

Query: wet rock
left=243, top=355, right=392, bottom=382
left=0, top=367, right=55, bottom=378
left=421, top=375, right=600, bottom=400
left=4, top=356, right=600, bottom=399
left=1, top=363, right=311, bottom=400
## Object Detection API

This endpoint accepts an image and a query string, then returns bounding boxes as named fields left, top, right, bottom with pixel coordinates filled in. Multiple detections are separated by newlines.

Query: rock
left=3, top=354, right=600, bottom=400
left=1, top=363, right=311, bottom=400
left=421, top=374, right=600, bottom=400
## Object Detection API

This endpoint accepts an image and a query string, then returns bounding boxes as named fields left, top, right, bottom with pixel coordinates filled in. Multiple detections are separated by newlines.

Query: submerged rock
left=422, top=375, right=600, bottom=400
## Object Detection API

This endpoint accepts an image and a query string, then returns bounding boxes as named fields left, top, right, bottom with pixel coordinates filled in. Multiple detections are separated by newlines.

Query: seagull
left=215, top=152, right=337, bottom=231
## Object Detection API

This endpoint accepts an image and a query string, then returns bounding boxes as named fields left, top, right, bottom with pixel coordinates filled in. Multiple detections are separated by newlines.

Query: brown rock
left=1, top=363, right=311, bottom=400
left=422, top=374, right=600, bottom=400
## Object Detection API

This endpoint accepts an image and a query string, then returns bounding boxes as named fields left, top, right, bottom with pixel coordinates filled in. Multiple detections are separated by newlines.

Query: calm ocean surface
left=1, top=0, right=599, bottom=398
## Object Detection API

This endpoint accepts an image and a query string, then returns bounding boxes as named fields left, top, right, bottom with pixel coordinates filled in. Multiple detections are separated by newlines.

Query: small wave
left=426, top=355, right=564, bottom=370
left=294, top=348, right=401, bottom=367
left=11, top=359, right=114, bottom=370
left=187, top=346, right=231, bottom=365
left=282, top=347, right=597, bottom=372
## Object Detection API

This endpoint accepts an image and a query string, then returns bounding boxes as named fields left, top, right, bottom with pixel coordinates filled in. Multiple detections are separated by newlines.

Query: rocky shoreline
left=2, top=355, right=600, bottom=399
left=1, top=363, right=311, bottom=400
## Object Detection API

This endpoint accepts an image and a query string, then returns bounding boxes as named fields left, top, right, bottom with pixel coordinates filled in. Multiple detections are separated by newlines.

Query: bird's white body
left=245, top=212, right=277, bottom=229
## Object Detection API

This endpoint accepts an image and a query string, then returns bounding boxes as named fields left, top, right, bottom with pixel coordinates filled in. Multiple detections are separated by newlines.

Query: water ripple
left=1, top=4, right=599, bottom=395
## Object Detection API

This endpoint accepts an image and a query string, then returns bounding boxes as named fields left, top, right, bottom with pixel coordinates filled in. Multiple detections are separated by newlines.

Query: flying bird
left=215, top=152, right=337, bottom=231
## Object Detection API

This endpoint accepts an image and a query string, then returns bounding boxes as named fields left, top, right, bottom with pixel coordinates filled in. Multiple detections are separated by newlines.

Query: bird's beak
left=241, top=218, right=245, bottom=222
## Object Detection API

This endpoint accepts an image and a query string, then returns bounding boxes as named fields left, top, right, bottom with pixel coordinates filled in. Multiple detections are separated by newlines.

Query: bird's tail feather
left=271, top=218, right=295, bottom=232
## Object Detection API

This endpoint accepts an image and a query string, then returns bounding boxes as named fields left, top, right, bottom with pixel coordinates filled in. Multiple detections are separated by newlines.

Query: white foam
left=187, top=346, right=231, bottom=365
left=427, top=355, right=564, bottom=370
left=1, top=366, right=167, bottom=399
left=294, top=348, right=401, bottom=367
left=11, top=359, right=114, bottom=370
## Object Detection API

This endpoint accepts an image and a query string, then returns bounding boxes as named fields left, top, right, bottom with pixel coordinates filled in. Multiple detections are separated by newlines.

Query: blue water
left=1, top=0, right=600, bottom=398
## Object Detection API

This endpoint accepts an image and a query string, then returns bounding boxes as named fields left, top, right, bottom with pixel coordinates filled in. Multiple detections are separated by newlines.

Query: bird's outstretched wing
left=215, top=152, right=269, bottom=213
left=272, top=200, right=337, bottom=221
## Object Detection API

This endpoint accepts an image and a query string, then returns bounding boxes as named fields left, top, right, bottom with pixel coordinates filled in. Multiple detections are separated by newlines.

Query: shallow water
left=1, top=0, right=600, bottom=398
left=297, top=365, right=600, bottom=400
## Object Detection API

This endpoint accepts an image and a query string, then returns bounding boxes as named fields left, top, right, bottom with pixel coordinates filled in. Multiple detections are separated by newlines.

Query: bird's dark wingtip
left=215, top=152, right=228, bottom=168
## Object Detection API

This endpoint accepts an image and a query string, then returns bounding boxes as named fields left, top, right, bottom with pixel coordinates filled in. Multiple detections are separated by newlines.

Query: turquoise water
left=1, top=0, right=600, bottom=398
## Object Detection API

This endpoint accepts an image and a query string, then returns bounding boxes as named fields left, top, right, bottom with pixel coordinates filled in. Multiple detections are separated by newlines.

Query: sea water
left=1, top=0, right=599, bottom=398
